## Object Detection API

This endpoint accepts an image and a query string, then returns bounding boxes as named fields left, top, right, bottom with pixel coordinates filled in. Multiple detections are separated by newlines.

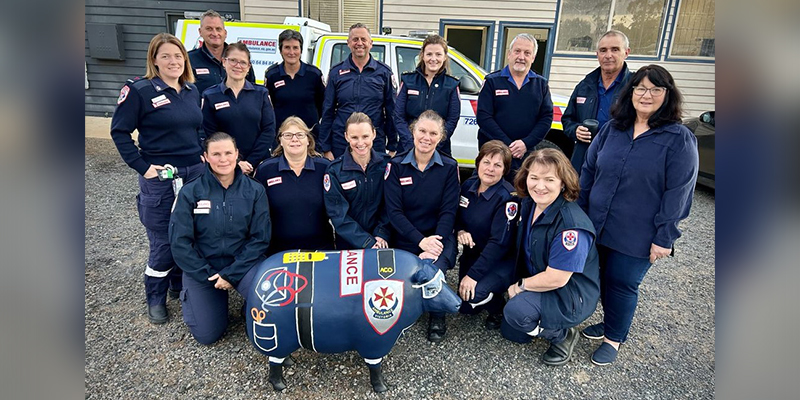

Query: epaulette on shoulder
left=126, top=76, right=145, bottom=85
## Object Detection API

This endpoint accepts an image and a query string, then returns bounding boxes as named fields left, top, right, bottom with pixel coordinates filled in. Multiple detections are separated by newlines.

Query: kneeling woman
left=169, top=132, right=271, bottom=344
left=502, top=149, right=600, bottom=366
left=455, top=140, right=516, bottom=329
left=384, top=110, right=460, bottom=342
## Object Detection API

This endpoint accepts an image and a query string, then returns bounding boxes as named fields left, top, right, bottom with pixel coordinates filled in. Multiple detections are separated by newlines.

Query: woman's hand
left=143, top=164, right=164, bottom=179
left=323, top=151, right=334, bottom=161
left=238, top=161, right=254, bottom=175
left=459, top=275, right=477, bottom=301
left=419, top=235, right=444, bottom=256
left=457, top=230, right=475, bottom=248
left=372, top=237, right=388, bottom=249
left=418, top=251, right=438, bottom=261
left=208, top=273, right=233, bottom=290
left=649, top=243, right=671, bottom=263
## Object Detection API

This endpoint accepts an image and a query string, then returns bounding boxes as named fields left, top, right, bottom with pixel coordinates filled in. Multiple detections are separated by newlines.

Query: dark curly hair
left=610, top=64, right=683, bottom=131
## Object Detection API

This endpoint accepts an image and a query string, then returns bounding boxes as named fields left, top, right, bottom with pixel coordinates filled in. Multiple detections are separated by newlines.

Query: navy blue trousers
left=502, top=291, right=567, bottom=344
left=137, top=162, right=204, bottom=306
left=457, top=265, right=509, bottom=316
left=597, top=245, right=653, bottom=343
left=181, top=267, right=258, bottom=345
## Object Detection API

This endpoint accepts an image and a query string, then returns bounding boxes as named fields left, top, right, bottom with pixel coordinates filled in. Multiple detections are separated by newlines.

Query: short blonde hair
left=145, top=33, right=194, bottom=84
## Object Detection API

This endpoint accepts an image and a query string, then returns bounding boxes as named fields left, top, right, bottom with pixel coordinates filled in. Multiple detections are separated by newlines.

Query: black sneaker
left=542, top=327, right=579, bottom=366
left=427, top=315, right=447, bottom=343
left=148, top=304, right=169, bottom=324
left=484, top=313, right=503, bottom=330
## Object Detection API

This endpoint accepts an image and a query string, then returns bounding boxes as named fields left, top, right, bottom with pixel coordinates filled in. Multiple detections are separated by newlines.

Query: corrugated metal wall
left=85, top=0, right=243, bottom=116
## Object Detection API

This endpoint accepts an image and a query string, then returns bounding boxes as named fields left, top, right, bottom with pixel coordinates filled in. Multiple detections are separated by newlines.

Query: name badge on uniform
left=400, top=177, right=413, bottom=186
left=577, top=97, right=586, bottom=104
left=407, top=89, right=420, bottom=96
left=267, top=177, right=283, bottom=186
left=274, top=80, right=285, bottom=88
left=194, top=199, right=211, bottom=214
left=215, top=101, right=230, bottom=110
left=459, top=196, right=469, bottom=208
left=342, top=180, right=357, bottom=190
left=495, top=89, right=509, bottom=96
left=151, top=94, right=170, bottom=108
left=196, top=68, right=210, bottom=75
left=339, top=69, right=351, bottom=75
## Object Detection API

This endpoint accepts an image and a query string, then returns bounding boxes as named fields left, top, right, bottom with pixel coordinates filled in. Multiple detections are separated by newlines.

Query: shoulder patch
left=562, top=230, right=578, bottom=251
left=384, top=163, right=391, bottom=180
left=117, top=85, right=130, bottom=104
left=505, top=202, right=518, bottom=220
left=323, top=173, right=331, bottom=192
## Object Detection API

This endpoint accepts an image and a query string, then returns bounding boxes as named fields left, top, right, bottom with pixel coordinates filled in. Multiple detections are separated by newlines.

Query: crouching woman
left=501, top=148, right=600, bottom=366
left=169, top=132, right=271, bottom=344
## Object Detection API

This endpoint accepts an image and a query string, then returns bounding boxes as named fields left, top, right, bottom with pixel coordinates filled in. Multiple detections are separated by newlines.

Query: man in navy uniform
left=319, top=23, right=397, bottom=160
left=477, top=33, right=552, bottom=180
left=561, top=30, right=633, bottom=175
left=188, top=9, right=255, bottom=94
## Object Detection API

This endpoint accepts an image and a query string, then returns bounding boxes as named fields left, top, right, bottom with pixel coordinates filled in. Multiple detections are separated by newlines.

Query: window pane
left=448, top=57, right=470, bottom=81
left=556, top=0, right=612, bottom=52
left=331, top=43, right=385, bottom=65
left=396, top=46, right=419, bottom=75
left=671, top=0, right=715, bottom=57
left=610, top=0, right=668, bottom=56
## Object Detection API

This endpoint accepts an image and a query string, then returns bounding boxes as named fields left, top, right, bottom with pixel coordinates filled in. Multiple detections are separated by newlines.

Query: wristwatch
left=517, top=278, right=526, bottom=291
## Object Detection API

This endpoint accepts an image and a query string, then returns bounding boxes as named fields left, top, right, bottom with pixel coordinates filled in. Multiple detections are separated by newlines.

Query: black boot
left=427, top=314, right=446, bottom=343
left=484, top=312, right=503, bottom=330
left=368, top=364, right=389, bottom=393
left=268, top=363, right=287, bottom=391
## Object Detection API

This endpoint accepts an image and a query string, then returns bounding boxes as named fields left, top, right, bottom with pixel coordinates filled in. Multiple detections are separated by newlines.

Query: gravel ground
left=85, top=137, right=715, bottom=399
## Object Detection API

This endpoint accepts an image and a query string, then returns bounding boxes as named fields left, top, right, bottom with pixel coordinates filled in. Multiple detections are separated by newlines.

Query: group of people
left=110, top=9, right=698, bottom=368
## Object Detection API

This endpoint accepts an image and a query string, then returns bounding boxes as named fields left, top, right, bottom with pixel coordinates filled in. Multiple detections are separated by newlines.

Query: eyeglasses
left=224, top=58, right=250, bottom=67
left=632, top=86, right=666, bottom=97
left=280, top=132, right=307, bottom=140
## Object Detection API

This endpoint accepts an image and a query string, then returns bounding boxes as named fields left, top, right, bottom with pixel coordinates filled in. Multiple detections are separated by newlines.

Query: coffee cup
left=582, top=119, right=599, bottom=139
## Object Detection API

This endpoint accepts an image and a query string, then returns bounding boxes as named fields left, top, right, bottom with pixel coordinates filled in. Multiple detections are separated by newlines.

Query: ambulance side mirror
left=459, top=75, right=481, bottom=95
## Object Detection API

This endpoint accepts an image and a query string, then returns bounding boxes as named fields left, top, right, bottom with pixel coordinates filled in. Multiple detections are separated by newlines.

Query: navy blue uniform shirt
left=476, top=66, right=553, bottom=150
left=110, top=76, right=203, bottom=175
left=201, top=80, right=276, bottom=166
left=384, top=150, right=460, bottom=252
left=188, top=43, right=256, bottom=95
left=319, top=55, right=397, bottom=156
left=255, top=155, right=334, bottom=254
left=561, top=63, right=633, bottom=173
left=265, top=61, right=325, bottom=144
left=515, top=195, right=600, bottom=330
left=324, top=150, right=392, bottom=249
left=454, top=177, right=516, bottom=281
left=394, top=68, right=460, bottom=154
left=578, top=121, right=699, bottom=258
left=169, top=164, right=271, bottom=286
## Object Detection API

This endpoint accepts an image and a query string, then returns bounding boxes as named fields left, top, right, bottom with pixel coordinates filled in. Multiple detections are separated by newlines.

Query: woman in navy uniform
left=169, top=132, right=270, bottom=344
left=384, top=110, right=460, bottom=342
left=578, top=65, right=698, bottom=365
left=394, top=35, right=460, bottom=155
left=502, top=149, right=600, bottom=366
left=202, top=42, right=276, bottom=175
left=265, top=29, right=326, bottom=151
left=455, top=140, right=516, bottom=330
left=324, top=112, right=392, bottom=249
left=110, top=33, right=205, bottom=324
left=255, top=117, right=334, bottom=255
